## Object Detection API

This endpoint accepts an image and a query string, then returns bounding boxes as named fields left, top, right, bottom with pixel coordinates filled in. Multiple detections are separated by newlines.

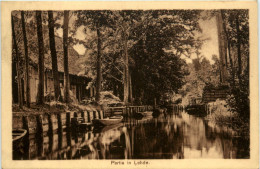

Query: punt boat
left=13, top=129, right=27, bottom=148
left=92, top=116, right=123, bottom=126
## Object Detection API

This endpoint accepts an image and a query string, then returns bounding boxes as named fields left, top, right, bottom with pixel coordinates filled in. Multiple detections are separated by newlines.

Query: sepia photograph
left=1, top=1, right=258, bottom=169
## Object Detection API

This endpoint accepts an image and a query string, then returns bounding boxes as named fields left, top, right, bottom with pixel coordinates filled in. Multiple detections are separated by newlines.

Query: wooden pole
left=11, top=15, right=23, bottom=108
left=21, top=11, right=31, bottom=107
left=63, top=10, right=70, bottom=103
left=36, top=11, right=45, bottom=105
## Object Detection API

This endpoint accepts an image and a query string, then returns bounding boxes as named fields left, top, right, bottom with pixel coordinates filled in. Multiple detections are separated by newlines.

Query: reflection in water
left=13, top=110, right=249, bottom=160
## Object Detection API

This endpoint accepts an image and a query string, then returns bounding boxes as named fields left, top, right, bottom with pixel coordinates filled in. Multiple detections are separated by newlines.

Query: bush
left=207, top=100, right=234, bottom=125
left=99, top=91, right=122, bottom=106
left=226, top=87, right=249, bottom=122
left=206, top=99, right=249, bottom=137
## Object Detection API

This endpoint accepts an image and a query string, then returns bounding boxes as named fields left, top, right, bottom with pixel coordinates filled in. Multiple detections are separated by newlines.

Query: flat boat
left=141, top=111, right=153, bottom=116
left=92, top=116, right=123, bottom=126
left=13, top=129, right=27, bottom=148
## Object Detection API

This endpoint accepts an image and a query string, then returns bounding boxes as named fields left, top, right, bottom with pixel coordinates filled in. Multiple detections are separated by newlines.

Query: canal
left=13, top=109, right=249, bottom=160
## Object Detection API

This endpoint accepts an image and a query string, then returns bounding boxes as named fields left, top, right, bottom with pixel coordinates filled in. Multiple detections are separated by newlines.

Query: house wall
left=21, top=65, right=90, bottom=103
left=71, top=85, right=76, bottom=99
left=29, top=66, right=39, bottom=103
left=202, top=88, right=228, bottom=103
left=88, top=86, right=96, bottom=98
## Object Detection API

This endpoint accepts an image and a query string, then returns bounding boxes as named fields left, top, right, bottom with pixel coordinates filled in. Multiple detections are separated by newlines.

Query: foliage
left=128, top=10, right=202, bottom=104
left=226, top=72, right=249, bottom=121
left=221, top=9, right=249, bottom=121
left=12, top=10, right=249, bottom=114
left=206, top=99, right=249, bottom=138
left=179, top=55, right=220, bottom=105
left=72, top=10, right=203, bottom=105
left=99, top=91, right=122, bottom=105
left=207, top=100, right=234, bottom=125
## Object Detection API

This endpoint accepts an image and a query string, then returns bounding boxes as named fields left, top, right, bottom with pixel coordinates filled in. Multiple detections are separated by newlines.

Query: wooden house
left=202, top=85, right=229, bottom=103
left=12, top=15, right=95, bottom=103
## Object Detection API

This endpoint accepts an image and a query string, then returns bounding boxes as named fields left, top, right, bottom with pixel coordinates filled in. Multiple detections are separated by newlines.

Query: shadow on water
left=13, top=109, right=249, bottom=159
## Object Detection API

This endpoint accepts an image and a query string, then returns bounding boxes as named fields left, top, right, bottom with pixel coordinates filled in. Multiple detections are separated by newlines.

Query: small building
left=202, top=85, right=229, bottom=103
left=12, top=16, right=95, bottom=103
left=12, top=43, right=95, bottom=103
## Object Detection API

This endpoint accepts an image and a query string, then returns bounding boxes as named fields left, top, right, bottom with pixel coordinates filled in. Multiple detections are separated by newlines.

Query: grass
left=206, top=99, right=249, bottom=139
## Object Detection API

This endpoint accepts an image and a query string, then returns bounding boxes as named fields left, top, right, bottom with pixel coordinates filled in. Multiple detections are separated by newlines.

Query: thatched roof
left=43, top=36, right=84, bottom=76
left=12, top=14, right=88, bottom=77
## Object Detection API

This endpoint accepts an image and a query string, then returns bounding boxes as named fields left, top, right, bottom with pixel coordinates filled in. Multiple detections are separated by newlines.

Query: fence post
left=48, top=114, right=53, bottom=134
left=66, top=112, right=71, bottom=128
left=98, top=110, right=101, bottom=119
left=93, top=111, right=97, bottom=119
left=57, top=113, right=62, bottom=133
left=36, top=114, right=43, bottom=137
left=87, top=111, right=90, bottom=122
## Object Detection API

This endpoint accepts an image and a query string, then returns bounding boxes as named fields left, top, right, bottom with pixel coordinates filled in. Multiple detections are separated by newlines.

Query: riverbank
left=205, top=100, right=249, bottom=139
left=13, top=101, right=103, bottom=113
left=12, top=102, right=105, bottom=135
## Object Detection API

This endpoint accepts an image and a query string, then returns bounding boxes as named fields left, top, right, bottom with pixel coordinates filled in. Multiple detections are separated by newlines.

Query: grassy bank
left=12, top=101, right=102, bottom=115
left=205, top=100, right=249, bottom=139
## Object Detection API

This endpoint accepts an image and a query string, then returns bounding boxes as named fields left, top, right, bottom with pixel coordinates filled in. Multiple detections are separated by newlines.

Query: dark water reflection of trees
left=13, top=111, right=249, bottom=160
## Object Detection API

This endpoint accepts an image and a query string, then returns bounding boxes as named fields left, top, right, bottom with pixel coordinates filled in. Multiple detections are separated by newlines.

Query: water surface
left=13, top=110, right=249, bottom=160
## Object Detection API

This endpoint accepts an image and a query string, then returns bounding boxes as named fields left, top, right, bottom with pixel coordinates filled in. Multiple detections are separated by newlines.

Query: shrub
left=207, top=99, right=249, bottom=137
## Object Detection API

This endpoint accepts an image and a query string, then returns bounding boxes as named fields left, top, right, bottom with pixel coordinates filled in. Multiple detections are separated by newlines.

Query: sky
left=56, top=13, right=219, bottom=64
left=189, top=16, right=219, bottom=64
left=181, top=15, right=219, bottom=64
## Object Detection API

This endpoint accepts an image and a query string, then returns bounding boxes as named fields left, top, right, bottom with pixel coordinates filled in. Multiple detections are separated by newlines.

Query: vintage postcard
left=1, top=1, right=259, bottom=169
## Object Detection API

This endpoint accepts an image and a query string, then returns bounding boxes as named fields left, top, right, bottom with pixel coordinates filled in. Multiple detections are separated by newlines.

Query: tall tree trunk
left=48, top=11, right=60, bottom=101
left=95, top=23, right=101, bottom=103
left=36, top=11, right=45, bottom=105
left=221, top=10, right=235, bottom=86
left=12, top=15, right=23, bottom=108
left=129, top=72, right=133, bottom=105
left=63, top=10, right=70, bottom=103
left=236, top=13, right=242, bottom=85
left=216, top=11, right=228, bottom=84
left=21, top=11, right=31, bottom=108
left=123, top=28, right=129, bottom=105
left=246, top=49, right=249, bottom=75
left=227, top=39, right=235, bottom=85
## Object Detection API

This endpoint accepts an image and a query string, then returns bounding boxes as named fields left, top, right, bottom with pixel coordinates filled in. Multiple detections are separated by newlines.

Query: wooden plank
left=13, top=115, right=23, bottom=129
left=51, top=114, right=58, bottom=131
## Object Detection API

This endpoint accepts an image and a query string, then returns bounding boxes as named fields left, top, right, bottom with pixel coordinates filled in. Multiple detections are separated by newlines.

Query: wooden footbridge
left=107, top=105, right=154, bottom=116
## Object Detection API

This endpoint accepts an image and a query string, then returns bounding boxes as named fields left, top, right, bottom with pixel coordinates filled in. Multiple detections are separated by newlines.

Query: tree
left=216, top=11, right=228, bottom=84
left=221, top=9, right=249, bottom=120
left=221, top=10, right=235, bottom=86
left=221, top=10, right=249, bottom=85
left=95, top=10, right=202, bottom=105
left=122, top=21, right=129, bottom=105
left=12, top=14, right=23, bottom=108
left=96, top=22, right=102, bottom=102
left=74, top=11, right=148, bottom=104
left=109, top=10, right=144, bottom=105
left=63, top=10, right=70, bottom=103
left=36, top=11, right=45, bottom=105
left=75, top=11, right=115, bottom=103
left=129, top=10, right=202, bottom=104
left=48, top=11, right=60, bottom=101
left=73, top=10, right=202, bottom=105
left=129, top=71, right=133, bottom=104
left=235, top=13, right=242, bottom=85
left=21, top=11, right=31, bottom=107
